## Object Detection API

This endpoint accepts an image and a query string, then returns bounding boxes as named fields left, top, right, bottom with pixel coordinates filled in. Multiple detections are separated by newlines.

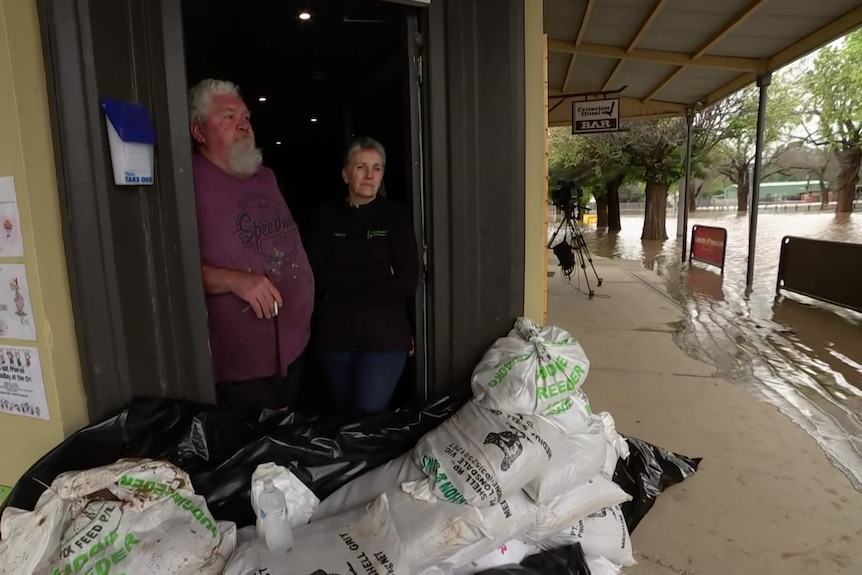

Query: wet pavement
left=549, top=210, right=862, bottom=489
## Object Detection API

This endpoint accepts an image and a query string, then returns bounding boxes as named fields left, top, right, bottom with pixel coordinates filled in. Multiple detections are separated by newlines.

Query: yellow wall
left=523, top=0, right=547, bottom=323
left=0, top=0, right=88, bottom=488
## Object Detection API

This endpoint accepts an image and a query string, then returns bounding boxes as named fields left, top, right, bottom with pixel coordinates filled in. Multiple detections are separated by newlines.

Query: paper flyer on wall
left=0, top=263, right=36, bottom=340
left=0, top=176, right=24, bottom=258
left=0, top=344, right=49, bottom=420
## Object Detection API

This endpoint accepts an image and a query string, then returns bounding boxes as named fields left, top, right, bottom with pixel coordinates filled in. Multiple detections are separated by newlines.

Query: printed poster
left=0, top=177, right=24, bottom=257
left=0, top=345, right=49, bottom=420
left=0, top=263, right=35, bottom=340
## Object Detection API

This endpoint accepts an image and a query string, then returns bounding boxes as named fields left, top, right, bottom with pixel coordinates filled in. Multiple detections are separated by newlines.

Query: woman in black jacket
left=307, top=137, right=419, bottom=416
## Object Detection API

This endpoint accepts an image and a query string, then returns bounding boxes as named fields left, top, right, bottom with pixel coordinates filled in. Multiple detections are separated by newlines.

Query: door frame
left=37, top=0, right=214, bottom=420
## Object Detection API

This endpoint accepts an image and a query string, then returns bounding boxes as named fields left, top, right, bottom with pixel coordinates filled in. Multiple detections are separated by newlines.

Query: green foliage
left=804, top=30, right=862, bottom=150
left=711, top=73, right=800, bottom=184
left=547, top=127, right=634, bottom=199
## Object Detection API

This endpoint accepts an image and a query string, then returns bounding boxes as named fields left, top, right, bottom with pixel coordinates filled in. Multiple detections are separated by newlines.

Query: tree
left=803, top=30, right=862, bottom=213
left=621, top=118, right=687, bottom=240
left=773, top=143, right=839, bottom=208
left=547, top=128, right=630, bottom=232
left=709, top=75, right=800, bottom=212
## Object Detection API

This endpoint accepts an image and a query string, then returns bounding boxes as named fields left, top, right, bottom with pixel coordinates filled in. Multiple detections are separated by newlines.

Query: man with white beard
left=188, top=78, right=314, bottom=416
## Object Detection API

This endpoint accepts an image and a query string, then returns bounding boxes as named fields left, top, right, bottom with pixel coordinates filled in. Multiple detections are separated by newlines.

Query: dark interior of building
left=181, top=0, right=422, bottom=414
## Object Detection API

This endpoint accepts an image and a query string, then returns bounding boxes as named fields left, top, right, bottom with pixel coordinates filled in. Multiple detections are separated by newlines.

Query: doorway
left=180, top=0, right=428, bottom=414
left=39, top=0, right=527, bottom=423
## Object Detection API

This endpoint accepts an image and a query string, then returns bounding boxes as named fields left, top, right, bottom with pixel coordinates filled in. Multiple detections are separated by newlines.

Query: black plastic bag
left=0, top=394, right=465, bottom=531
left=476, top=543, right=591, bottom=575
left=614, top=435, right=702, bottom=532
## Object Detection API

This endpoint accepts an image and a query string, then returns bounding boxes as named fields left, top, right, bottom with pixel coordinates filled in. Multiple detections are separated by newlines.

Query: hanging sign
left=571, top=98, right=620, bottom=134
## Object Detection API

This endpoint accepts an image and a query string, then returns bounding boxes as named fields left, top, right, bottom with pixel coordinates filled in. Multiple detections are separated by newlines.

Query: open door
left=38, top=0, right=211, bottom=420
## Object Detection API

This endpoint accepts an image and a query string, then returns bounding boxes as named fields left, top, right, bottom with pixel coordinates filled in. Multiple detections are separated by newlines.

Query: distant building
left=720, top=180, right=833, bottom=203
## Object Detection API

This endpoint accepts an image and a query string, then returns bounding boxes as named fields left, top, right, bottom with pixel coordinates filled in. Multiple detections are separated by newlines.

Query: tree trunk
left=818, top=177, right=828, bottom=209
left=688, top=181, right=703, bottom=212
left=641, top=177, right=669, bottom=241
left=595, top=197, right=608, bottom=227
left=606, top=175, right=623, bottom=232
left=736, top=167, right=749, bottom=213
left=835, top=144, right=861, bottom=213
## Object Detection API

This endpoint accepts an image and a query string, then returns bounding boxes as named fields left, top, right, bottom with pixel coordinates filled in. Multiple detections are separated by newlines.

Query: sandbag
left=0, top=459, right=235, bottom=575
left=587, top=556, right=623, bottom=575
left=525, top=475, right=632, bottom=544
left=454, top=539, right=540, bottom=574
left=522, top=418, right=608, bottom=504
left=412, top=399, right=568, bottom=507
left=537, top=504, right=635, bottom=567
left=599, top=412, right=629, bottom=478
left=540, top=387, right=594, bottom=435
left=224, top=493, right=408, bottom=575
left=315, top=453, right=539, bottom=573
left=471, top=317, right=591, bottom=417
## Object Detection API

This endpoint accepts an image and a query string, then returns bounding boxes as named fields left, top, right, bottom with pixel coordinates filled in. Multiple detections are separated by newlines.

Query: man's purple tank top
left=193, top=154, right=314, bottom=383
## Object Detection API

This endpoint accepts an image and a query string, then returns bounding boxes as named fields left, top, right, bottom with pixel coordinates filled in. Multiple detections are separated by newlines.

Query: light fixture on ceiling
left=310, top=117, right=318, bottom=123
left=258, top=96, right=267, bottom=102
left=275, top=141, right=282, bottom=146
left=298, top=11, right=311, bottom=21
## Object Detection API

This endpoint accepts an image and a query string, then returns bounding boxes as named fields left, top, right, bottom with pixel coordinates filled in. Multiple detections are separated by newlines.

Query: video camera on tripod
left=550, top=179, right=589, bottom=220
left=547, top=179, right=603, bottom=298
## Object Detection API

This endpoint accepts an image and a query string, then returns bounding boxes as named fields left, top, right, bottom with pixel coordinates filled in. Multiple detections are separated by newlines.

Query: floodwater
left=558, top=210, right=862, bottom=488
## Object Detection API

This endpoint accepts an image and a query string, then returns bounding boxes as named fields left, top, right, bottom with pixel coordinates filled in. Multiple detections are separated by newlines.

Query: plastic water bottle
left=258, top=479, right=293, bottom=552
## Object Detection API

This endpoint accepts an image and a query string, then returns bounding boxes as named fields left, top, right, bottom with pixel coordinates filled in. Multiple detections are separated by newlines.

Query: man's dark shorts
left=215, top=355, right=304, bottom=419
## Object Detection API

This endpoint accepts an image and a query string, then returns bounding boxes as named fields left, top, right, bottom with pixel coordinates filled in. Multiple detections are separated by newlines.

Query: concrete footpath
left=546, top=256, right=862, bottom=575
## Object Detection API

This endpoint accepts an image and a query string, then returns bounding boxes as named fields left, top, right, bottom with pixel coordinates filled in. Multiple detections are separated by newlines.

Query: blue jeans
left=318, top=350, right=408, bottom=416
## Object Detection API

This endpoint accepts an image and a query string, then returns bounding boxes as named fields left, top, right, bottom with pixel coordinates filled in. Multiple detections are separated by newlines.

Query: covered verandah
left=539, top=0, right=862, bottom=298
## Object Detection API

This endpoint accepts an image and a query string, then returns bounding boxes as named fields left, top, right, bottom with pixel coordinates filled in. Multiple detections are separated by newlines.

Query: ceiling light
left=275, top=141, right=282, bottom=145
left=299, top=11, right=311, bottom=21
left=310, top=117, right=318, bottom=123
left=258, top=96, right=267, bottom=102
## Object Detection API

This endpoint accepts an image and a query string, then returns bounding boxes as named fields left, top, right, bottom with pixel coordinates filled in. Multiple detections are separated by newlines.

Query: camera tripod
left=547, top=206, right=603, bottom=299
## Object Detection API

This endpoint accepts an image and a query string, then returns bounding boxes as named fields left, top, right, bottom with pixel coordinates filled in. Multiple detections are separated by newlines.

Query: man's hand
left=233, top=272, right=283, bottom=319
left=202, top=265, right=282, bottom=319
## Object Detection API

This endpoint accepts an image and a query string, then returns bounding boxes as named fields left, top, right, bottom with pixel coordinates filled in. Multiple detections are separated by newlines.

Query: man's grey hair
left=188, top=78, right=242, bottom=123
left=344, top=137, right=387, bottom=170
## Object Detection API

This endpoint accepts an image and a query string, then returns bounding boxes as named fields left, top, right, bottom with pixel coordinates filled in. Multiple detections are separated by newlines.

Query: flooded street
left=557, top=210, right=862, bottom=488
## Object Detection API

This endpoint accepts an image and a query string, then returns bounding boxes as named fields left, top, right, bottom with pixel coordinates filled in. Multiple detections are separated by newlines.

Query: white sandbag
left=523, top=474, right=632, bottom=544
left=412, top=399, right=567, bottom=507
left=453, top=539, right=540, bottom=574
left=523, top=417, right=608, bottom=504
left=541, top=386, right=593, bottom=435
left=598, top=411, right=630, bottom=478
left=471, top=317, right=591, bottom=416
left=315, top=452, right=540, bottom=573
left=537, top=504, right=636, bottom=567
left=588, top=556, right=625, bottom=575
left=250, top=462, right=319, bottom=535
left=224, top=493, right=408, bottom=575
left=0, top=459, right=236, bottom=575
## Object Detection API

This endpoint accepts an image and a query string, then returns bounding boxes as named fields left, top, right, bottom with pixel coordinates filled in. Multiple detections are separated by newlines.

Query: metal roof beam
left=705, top=4, right=862, bottom=105
left=547, top=38, right=763, bottom=71
left=602, top=0, right=669, bottom=91
left=644, top=67, right=685, bottom=102
left=692, top=0, right=770, bottom=60
left=561, top=0, right=596, bottom=93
